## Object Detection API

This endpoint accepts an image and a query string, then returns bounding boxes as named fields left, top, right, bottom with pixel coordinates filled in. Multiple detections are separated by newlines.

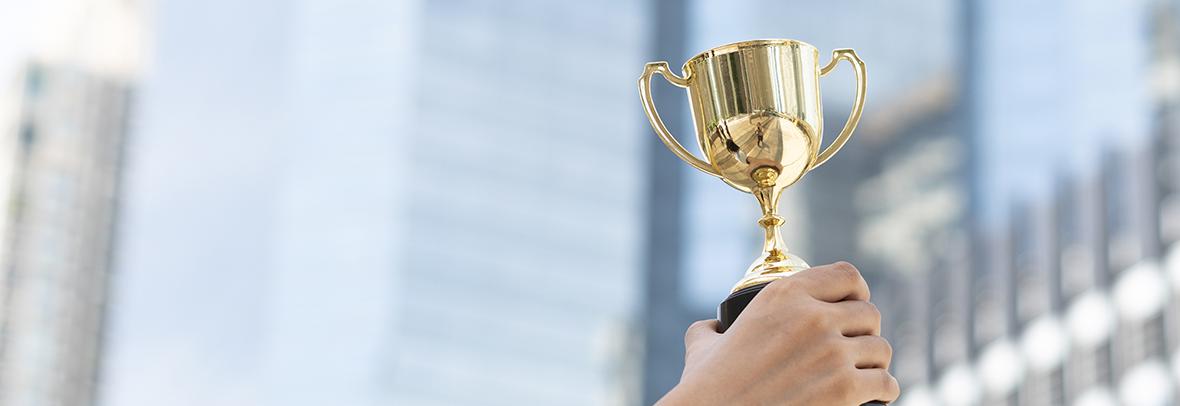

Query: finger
left=853, top=368, right=901, bottom=403
left=847, top=335, right=892, bottom=369
left=834, top=300, right=881, bottom=336
left=794, top=261, right=870, bottom=302
left=684, top=319, right=720, bottom=349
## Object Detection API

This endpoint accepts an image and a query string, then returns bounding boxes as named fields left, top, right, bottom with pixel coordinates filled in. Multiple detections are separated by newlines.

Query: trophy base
left=717, top=282, right=769, bottom=333
left=716, top=282, right=888, bottom=406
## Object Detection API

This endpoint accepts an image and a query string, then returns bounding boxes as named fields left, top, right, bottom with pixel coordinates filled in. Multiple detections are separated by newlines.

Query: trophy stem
left=752, top=166, right=787, bottom=262
left=758, top=214, right=787, bottom=263
left=729, top=167, right=811, bottom=294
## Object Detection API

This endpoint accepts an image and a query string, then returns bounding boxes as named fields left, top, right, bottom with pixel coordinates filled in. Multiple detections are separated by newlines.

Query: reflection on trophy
left=639, top=39, right=866, bottom=332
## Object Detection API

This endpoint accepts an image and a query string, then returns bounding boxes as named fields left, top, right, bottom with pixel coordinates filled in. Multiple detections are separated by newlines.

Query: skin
left=657, top=262, right=900, bottom=405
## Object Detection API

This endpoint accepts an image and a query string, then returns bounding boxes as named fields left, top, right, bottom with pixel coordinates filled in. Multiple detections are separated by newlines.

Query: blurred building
left=253, top=0, right=650, bottom=405
left=384, top=2, right=646, bottom=404
left=85, top=0, right=650, bottom=404
left=888, top=1, right=1180, bottom=406
left=851, top=74, right=972, bottom=404
left=638, top=0, right=1180, bottom=406
left=0, top=0, right=141, bottom=404
left=0, top=64, right=132, bottom=406
left=639, top=0, right=699, bottom=402
left=380, top=2, right=646, bottom=404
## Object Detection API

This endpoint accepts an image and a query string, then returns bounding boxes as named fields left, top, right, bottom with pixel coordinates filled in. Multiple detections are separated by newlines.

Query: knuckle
left=878, top=336, right=894, bottom=359
left=858, top=370, right=899, bottom=401
left=885, top=373, right=901, bottom=400
left=833, top=260, right=858, bottom=274
left=686, top=319, right=710, bottom=333
left=865, top=302, right=882, bottom=323
left=683, top=320, right=711, bottom=343
left=763, top=277, right=797, bottom=297
left=830, top=261, right=864, bottom=284
left=878, top=371, right=901, bottom=400
left=848, top=372, right=872, bottom=401
left=862, top=336, right=893, bottom=365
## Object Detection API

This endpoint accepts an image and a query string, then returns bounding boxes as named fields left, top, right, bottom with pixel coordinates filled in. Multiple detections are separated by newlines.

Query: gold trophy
left=639, top=39, right=866, bottom=332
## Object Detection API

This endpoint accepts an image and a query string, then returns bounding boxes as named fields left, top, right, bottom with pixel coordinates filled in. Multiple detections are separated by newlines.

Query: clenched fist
left=658, top=262, right=899, bottom=405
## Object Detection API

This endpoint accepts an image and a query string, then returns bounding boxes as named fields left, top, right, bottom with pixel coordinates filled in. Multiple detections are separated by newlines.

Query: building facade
left=260, top=0, right=651, bottom=405
left=640, top=1, right=1180, bottom=405
left=0, top=65, right=132, bottom=406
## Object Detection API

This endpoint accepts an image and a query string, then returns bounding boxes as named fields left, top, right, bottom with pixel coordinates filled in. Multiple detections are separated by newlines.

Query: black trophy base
left=716, top=281, right=888, bottom=406
left=717, top=282, right=769, bottom=333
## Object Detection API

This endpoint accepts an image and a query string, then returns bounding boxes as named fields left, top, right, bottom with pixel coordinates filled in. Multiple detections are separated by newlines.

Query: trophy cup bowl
left=639, top=39, right=866, bottom=331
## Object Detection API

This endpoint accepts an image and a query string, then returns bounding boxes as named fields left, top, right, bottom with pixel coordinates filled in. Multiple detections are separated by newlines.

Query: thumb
left=684, top=319, right=721, bottom=350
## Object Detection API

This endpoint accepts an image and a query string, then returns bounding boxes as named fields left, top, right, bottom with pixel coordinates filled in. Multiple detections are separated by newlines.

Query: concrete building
left=0, top=64, right=132, bottom=406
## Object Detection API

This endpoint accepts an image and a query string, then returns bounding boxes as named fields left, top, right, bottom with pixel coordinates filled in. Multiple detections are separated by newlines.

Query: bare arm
left=658, top=262, right=899, bottom=405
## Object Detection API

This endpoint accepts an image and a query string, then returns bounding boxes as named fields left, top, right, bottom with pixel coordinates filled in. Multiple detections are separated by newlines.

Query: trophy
left=639, top=39, right=866, bottom=333
left=641, top=38, right=880, bottom=405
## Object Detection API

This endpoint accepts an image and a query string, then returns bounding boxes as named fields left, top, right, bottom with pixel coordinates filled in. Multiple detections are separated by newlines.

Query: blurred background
left=0, top=0, right=1177, bottom=405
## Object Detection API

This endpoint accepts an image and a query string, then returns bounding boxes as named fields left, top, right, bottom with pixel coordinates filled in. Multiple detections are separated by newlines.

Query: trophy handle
left=812, top=49, right=866, bottom=169
left=639, top=62, right=721, bottom=177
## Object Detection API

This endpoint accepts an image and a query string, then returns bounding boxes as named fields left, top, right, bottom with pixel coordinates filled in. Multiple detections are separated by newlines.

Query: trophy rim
left=684, top=39, right=818, bottom=68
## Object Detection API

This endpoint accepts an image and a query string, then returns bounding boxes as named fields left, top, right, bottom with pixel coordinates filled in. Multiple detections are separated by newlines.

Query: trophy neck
left=753, top=185, right=787, bottom=262
left=731, top=167, right=810, bottom=293
left=751, top=167, right=787, bottom=260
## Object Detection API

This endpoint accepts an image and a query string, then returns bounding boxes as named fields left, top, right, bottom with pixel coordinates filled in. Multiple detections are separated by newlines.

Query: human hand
left=658, top=262, right=899, bottom=405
